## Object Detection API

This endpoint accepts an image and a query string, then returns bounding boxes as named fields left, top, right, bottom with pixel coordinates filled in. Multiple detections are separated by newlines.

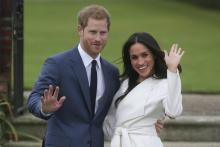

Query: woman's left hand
left=164, top=43, right=184, bottom=73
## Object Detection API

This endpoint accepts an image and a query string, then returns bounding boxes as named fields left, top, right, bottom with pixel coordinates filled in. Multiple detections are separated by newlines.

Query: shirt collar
left=78, top=44, right=101, bottom=68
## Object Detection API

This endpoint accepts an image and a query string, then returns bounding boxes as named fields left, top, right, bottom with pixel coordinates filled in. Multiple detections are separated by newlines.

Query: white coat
left=103, top=70, right=182, bottom=147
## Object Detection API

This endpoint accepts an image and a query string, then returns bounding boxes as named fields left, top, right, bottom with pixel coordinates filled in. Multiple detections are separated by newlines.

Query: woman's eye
left=131, top=56, right=138, bottom=60
left=142, top=53, right=148, bottom=57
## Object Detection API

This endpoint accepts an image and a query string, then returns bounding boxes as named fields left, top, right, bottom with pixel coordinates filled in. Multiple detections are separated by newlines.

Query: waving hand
left=41, top=85, right=66, bottom=114
left=164, top=44, right=184, bottom=73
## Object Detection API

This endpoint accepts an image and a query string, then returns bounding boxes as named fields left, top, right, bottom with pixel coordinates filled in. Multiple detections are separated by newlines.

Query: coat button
left=87, top=140, right=91, bottom=144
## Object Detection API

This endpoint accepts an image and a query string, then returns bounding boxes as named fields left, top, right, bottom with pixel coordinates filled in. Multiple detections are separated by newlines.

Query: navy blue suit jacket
left=28, top=47, right=120, bottom=147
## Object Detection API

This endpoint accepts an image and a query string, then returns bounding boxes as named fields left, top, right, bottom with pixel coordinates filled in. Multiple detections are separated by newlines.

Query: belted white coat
left=103, top=70, right=183, bottom=147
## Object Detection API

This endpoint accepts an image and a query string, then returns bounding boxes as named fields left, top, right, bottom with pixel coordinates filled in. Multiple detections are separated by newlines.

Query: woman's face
left=129, top=43, right=155, bottom=82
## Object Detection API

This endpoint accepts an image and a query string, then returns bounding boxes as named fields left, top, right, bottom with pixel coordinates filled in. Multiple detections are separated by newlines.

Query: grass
left=24, top=0, right=220, bottom=93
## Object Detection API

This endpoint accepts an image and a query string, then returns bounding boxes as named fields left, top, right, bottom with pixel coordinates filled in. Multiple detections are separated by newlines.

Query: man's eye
left=100, top=32, right=107, bottom=35
left=90, top=31, right=96, bottom=34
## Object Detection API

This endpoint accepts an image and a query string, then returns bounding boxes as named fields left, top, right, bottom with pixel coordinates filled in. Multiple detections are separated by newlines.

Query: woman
left=103, top=32, right=184, bottom=147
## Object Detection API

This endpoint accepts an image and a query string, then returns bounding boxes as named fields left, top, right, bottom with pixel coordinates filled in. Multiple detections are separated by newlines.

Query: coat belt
left=111, top=126, right=157, bottom=147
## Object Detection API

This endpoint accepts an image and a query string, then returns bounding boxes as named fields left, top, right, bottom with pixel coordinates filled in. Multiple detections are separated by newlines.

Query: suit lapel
left=70, top=48, right=92, bottom=114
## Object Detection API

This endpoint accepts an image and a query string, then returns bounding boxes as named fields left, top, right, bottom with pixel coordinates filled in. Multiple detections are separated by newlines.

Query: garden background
left=24, top=0, right=220, bottom=93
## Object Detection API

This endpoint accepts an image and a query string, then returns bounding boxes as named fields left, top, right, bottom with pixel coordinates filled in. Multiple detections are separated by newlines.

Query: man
left=28, top=5, right=120, bottom=147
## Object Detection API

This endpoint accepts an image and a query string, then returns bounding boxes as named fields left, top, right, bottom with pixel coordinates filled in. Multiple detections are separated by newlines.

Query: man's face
left=78, top=18, right=108, bottom=58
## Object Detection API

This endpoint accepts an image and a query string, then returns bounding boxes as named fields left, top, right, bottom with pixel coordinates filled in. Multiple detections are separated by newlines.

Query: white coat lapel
left=115, top=77, right=157, bottom=125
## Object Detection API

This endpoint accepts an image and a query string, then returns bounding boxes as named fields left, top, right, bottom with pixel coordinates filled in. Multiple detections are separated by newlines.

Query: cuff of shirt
left=39, top=102, right=52, bottom=117
left=167, top=69, right=179, bottom=76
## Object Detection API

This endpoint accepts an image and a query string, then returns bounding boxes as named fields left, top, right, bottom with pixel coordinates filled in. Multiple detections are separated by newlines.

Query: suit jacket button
left=87, top=140, right=91, bottom=144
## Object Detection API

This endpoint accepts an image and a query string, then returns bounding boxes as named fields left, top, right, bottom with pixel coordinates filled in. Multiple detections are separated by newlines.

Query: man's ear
left=77, top=25, right=83, bottom=35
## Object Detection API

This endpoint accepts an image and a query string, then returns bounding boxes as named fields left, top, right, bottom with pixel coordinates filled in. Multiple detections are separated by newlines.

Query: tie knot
left=92, top=60, right=97, bottom=67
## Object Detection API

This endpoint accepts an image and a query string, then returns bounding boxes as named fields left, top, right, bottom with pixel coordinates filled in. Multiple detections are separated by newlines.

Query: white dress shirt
left=78, top=44, right=105, bottom=112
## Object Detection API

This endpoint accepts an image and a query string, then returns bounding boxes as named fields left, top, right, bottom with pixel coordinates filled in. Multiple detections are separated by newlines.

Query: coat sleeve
left=27, top=57, right=60, bottom=120
left=163, top=70, right=183, bottom=118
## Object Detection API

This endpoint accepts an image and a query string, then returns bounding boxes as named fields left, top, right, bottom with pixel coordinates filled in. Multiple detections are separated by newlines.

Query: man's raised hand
left=41, top=85, right=66, bottom=114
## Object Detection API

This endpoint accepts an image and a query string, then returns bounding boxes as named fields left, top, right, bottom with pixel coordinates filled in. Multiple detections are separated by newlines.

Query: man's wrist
left=41, top=107, right=52, bottom=116
left=40, top=102, right=52, bottom=116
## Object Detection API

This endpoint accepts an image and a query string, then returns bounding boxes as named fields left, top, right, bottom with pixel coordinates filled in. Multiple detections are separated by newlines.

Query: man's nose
left=95, top=34, right=101, bottom=41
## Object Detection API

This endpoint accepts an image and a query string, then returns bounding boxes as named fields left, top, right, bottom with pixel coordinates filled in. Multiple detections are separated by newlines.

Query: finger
left=48, top=85, right=54, bottom=97
left=44, top=89, right=48, bottom=100
left=180, top=50, right=185, bottom=57
left=58, top=96, right=66, bottom=106
left=156, top=120, right=164, bottom=128
left=156, top=128, right=160, bottom=135
left=53, top=86, right=59, bottom=99
left=170, top=44, right=175, bottom=53
left=157, top=123, right=164, bottom=129
left=41, top=96, right=45, bottom=104
left=155, top=122, right=163, bottom=128
left=157, top=120, right=162, bottom=124
left=173, top=44, right=178, bottom=53
left=164, top=50, right=168, bottom=57
left=177, top=48, right=182, bottom=54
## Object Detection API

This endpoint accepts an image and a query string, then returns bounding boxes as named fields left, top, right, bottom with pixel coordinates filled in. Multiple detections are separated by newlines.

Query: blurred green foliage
left=24, top=0, right=220, bottom=93
left=172, top=0, right=220, bottom=10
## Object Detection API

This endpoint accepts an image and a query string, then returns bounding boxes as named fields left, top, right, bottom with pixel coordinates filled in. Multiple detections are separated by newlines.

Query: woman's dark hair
left=115, top=32, right=182, bottom=107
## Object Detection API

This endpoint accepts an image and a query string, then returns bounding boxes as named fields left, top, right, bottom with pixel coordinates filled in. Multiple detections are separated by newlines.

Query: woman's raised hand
left=164, top=44, right=184, bottom=73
